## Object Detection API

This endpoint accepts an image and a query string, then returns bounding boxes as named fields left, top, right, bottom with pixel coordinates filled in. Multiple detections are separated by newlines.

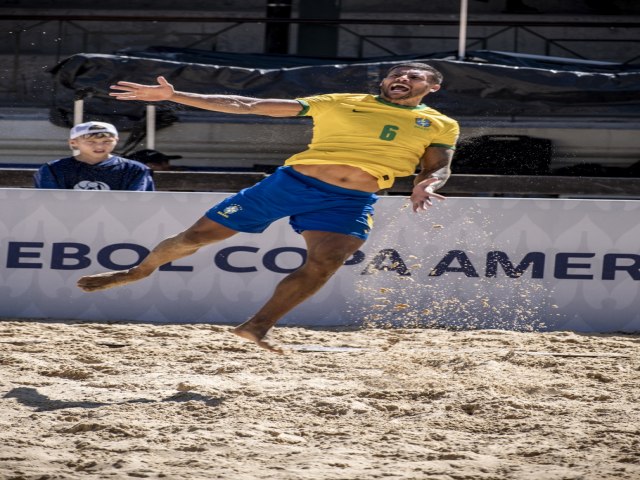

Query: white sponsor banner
left=1, top=189, right=639, bottom=332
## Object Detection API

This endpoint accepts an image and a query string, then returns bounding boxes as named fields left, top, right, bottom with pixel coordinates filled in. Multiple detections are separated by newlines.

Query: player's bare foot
left=77, top=269, right=145, bottom=292
left=232, top=325, right=285, bottom=355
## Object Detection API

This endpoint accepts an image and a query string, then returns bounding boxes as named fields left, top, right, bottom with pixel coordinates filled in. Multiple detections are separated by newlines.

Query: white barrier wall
left=1, top=188, right=639, bottom=332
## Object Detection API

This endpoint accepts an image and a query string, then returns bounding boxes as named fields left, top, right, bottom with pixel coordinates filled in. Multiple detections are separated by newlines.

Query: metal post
left=265, top=0, right=292, bottom=54
left=72, top=98, right=84, bottom=156
left=297, top=0, right=342, bottom=57
left=146, top=104, right=156, bottom=149
left=73, top=99, right=83, bottom=125
left=458, top=0, right=469, bottom=60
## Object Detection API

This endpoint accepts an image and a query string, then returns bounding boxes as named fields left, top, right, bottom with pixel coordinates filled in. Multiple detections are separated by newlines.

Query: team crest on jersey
left=415, top=118, right=431, bottom=128
left=74, top=180, right=110, bottom=190
left=217, top=204, right=242, bottom=218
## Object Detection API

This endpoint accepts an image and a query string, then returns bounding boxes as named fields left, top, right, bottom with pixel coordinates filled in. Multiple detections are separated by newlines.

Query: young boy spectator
left=34, top=121, right=155, bottom=191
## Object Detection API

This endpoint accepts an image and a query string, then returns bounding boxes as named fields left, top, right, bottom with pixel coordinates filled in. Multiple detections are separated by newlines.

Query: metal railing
left=3, top=167, right=640, bottom=198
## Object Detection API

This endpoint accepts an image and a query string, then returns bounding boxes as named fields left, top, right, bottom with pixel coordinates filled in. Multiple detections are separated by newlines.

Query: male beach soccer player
left=77, top=63, right=459, bottom=353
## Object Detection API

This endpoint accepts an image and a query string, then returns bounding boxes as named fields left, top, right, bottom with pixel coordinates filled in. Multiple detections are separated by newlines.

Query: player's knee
left=180, top=229, right=211, bottom=248
left=181, top=218, right=236, bottom=247
left=306, top=251, right=348, bottom=276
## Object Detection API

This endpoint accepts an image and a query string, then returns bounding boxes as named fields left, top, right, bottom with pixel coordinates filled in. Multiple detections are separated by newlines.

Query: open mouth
left=389, top=83, right=411, bottom=93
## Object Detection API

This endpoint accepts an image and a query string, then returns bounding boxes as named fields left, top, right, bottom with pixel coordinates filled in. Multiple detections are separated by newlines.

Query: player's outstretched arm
left=110, top=75, right=302, bottom=117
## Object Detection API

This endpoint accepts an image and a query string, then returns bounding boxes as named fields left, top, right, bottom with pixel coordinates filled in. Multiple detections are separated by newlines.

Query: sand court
left=1, top=319, right=638, bottom=479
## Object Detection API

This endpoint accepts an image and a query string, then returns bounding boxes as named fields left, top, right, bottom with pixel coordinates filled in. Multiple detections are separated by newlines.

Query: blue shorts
left=205, top=166, right=378, bottom=240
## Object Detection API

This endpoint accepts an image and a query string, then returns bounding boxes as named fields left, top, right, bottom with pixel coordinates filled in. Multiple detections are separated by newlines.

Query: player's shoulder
left=421, top=105, right=453, bottom=117
left=420, top=106, right=459, bottom=125
left=298, top=92, right=368, bottom=103
left=296, top=93, right=370, bottom=116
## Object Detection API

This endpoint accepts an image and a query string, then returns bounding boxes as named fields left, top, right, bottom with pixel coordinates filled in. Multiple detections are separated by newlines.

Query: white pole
left=458, top=0, right=468, bottom=60
left=73, top=99, right=83, bottom=125
left=72, top=99, right=84, bottom=155
left=146, top=104, right=156, bottom=149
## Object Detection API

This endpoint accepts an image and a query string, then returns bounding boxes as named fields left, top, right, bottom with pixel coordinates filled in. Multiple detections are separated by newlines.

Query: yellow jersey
left=285, top=93, right=459, bottom=189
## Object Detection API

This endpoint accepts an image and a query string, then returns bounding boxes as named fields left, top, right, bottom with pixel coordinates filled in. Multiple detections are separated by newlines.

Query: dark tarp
left=48, top=48, right=640, bottom=131
left=114, top=46, right=640, bottom=72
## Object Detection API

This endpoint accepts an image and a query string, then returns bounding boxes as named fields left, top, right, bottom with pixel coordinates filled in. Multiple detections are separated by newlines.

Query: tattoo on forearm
left=414, top=165, right=451, bottom=190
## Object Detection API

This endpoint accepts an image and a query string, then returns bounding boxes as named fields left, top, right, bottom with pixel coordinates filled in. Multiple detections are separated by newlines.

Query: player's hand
left=109, top=75, right=175, bottom=102
left=410, top=177, right=446, bottom=212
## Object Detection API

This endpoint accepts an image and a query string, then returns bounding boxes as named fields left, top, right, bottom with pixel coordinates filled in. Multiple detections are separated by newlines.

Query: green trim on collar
left=375, top=95, right=427, bottom=110
left=296, top=99, right=310, bottom=116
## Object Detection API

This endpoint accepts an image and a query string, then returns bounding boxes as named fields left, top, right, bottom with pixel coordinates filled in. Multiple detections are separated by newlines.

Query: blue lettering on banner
left=345, top=250, right=366, bottom=265
left=6, top=241, right=191, bottom=272
left=6, top=242, right=44, bottom=268
left=159, top=261, right=193, bottom=272
left=51, top=242, right=91, bottom=270
left=485, top=251, right=545, bottom=279
left=429, top=250, right=479, bottom=277
left=215, top=246, right=260, bottom=273
left=262, top=247, right=307, bottom=274
left=554, top=253, right=595, bottom=280
left=4, top=241, right=640, bottom=280
left=602, top=254, right=640, bottom=280
left=215, top=246, right=362, bottom=273
left=362, top=249, right=411, bottom=276
left=97, top=243, right=148, bottom=270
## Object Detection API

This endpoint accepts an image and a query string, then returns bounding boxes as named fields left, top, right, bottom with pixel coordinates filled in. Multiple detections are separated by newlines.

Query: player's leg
left=233, top=230, right=364, bottom=353
left=77, top=216, right=238, bottom=292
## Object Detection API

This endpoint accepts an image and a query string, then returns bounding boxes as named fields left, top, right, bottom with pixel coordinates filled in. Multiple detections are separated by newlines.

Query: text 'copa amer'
left=4, top=242, right=640, bottom=280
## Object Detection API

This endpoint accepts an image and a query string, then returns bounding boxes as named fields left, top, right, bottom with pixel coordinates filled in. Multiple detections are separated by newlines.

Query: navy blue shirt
left=34, top=155, right=155, bottom=191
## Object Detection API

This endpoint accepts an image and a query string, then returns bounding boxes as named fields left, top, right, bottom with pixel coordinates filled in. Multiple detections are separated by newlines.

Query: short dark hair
left=81, top=132, right=116, bottom=139
left=385, top=63, right=443, bottom=84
